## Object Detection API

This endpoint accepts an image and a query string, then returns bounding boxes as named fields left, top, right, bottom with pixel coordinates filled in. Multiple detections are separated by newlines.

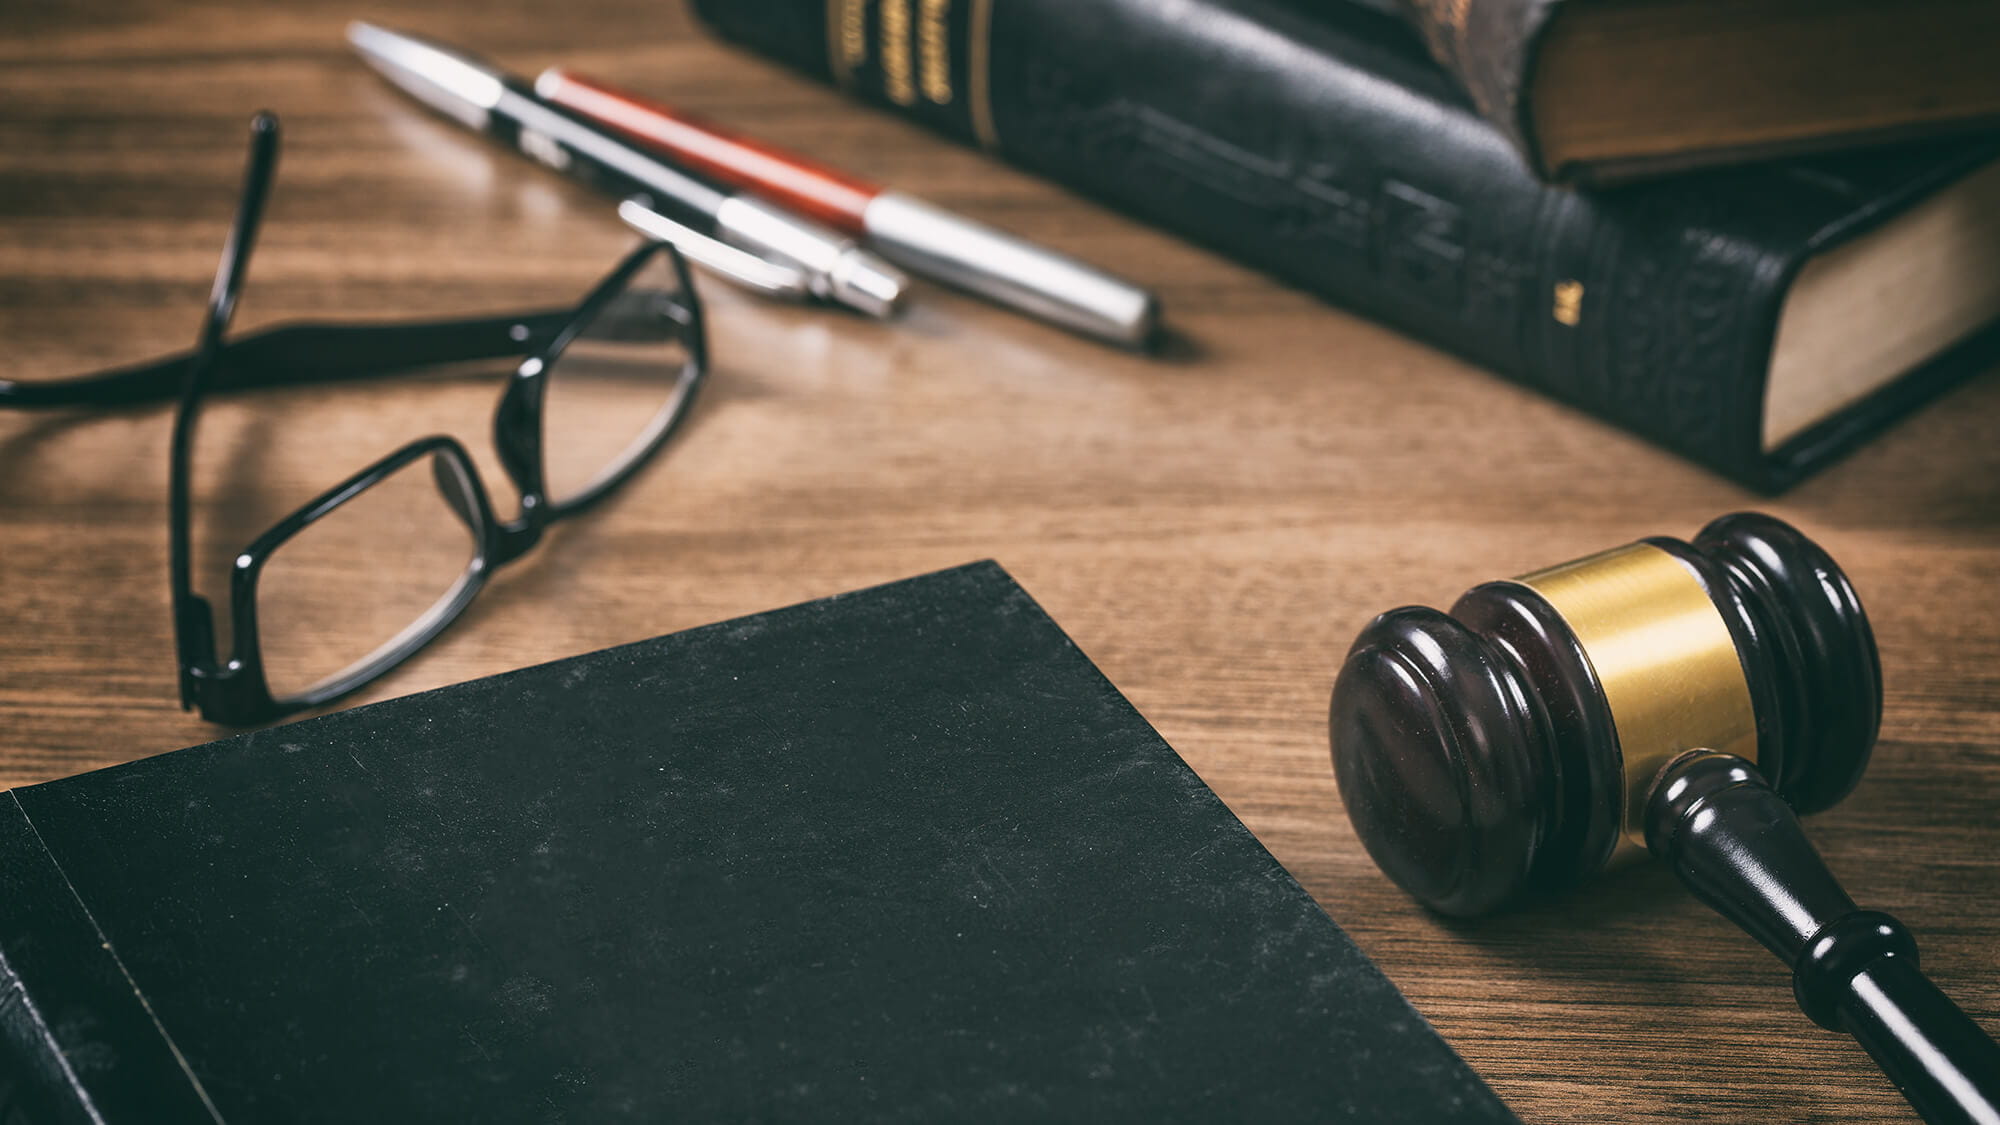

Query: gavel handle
left=1645, top=751, right=2000, bottom=1125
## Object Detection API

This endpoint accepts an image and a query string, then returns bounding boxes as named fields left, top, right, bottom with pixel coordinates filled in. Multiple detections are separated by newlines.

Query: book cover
left=688, top=0, right=2000, bottom=493
left=0, top=562, right=1518, bottom=1123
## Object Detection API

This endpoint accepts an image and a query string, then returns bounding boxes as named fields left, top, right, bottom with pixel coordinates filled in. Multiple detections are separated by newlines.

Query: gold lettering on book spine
left=968, top=0, right=999, bottom=149
left=1552, top=279, right=1584, bottom=326
left=880, top=0, right=918, bottom=105
left=919, top=0, right=953, bottom=104
left=827, top=0, right=868, bottom=87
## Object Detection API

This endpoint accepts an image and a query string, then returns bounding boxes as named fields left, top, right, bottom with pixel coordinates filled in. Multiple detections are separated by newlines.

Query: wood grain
left=3, top=2, right=1997, bottom=1121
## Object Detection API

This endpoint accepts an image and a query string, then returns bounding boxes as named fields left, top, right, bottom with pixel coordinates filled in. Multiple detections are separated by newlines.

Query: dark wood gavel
left=1329, top=513, right=2000, bottom=1124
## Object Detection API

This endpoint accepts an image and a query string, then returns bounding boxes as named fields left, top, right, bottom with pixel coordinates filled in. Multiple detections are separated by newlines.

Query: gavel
left=1329, top=513, right=2000, bottom=1124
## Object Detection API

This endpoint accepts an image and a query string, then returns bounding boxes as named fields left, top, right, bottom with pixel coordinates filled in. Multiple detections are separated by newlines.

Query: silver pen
left=535, top=67, right=1161, bottom=349
left=347, top=22, right=906, bottom=318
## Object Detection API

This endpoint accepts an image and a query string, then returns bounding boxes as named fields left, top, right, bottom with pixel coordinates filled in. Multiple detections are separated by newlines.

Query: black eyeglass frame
left=9, top=112, right=710, bottom=726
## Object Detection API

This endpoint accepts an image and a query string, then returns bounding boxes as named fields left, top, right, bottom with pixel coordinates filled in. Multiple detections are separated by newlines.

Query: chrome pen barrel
left=862, top=191, right=1157, bottom=348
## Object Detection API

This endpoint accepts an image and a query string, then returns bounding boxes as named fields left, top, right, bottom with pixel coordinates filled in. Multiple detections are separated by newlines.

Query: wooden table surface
left=4, top=1, right=1997, bottom=1121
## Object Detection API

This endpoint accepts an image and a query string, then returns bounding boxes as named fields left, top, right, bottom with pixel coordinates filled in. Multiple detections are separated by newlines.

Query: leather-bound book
left=0, top=563, right=1519, bottom=1123
left=1399, top=0, right=2000, bottom=184
left=687, top=0, right=2000, bottom=493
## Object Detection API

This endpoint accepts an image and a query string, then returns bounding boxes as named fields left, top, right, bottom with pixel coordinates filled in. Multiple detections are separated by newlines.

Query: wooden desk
left=3, top=2, right=1996, bottom=1120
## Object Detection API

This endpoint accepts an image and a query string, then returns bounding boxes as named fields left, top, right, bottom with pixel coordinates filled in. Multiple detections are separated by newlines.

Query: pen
left=534, top=69, right=1162, bottom=349
left=346, top=22, right=906, bottom=318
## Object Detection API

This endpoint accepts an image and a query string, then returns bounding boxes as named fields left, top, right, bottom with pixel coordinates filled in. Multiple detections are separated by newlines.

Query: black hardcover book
left=0, top=563, right=1518, bottom=1123
left=690, top=0, right=2000, bottom=493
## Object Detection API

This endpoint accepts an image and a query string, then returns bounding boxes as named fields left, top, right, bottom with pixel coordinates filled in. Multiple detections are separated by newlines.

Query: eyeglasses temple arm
left=172, top=110, right=281, bottom=704
left=0, top=311, right=573, bottom=409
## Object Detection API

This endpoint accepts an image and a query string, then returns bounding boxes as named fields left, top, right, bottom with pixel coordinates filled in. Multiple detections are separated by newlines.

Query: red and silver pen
left=535, top=68, right=1161, bottom=349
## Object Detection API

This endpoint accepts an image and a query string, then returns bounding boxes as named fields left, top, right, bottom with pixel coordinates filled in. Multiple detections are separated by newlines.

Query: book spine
left=0, top=960, right=93, bottom=1125
left=0, top=795, right=219, bottom=1124
left=1396, top=0, right=1557, bottom=178
left=0, top=798, right=101, bottom=1125
left=693, top=0, right=1809, bottom=487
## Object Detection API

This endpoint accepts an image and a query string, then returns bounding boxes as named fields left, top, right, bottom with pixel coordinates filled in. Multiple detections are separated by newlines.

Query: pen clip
left=617, top=199, right=812, bottom=303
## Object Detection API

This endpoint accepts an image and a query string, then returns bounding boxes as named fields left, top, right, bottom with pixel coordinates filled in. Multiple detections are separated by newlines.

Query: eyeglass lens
left=253, top=450, right=486, bottom=702
left=539, top=249, right=702, bottom=507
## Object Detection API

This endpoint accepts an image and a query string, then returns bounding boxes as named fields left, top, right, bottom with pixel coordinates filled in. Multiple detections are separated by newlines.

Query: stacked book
left=683, top=0, right=2000, bottom=492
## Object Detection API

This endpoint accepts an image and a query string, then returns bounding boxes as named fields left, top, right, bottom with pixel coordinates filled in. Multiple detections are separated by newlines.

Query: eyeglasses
left=0, top=112, right=709, bottom=725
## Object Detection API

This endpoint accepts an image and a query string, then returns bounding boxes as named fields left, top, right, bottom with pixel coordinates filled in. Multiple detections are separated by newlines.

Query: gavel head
left=1329, top=513, right=1882, bottom=917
